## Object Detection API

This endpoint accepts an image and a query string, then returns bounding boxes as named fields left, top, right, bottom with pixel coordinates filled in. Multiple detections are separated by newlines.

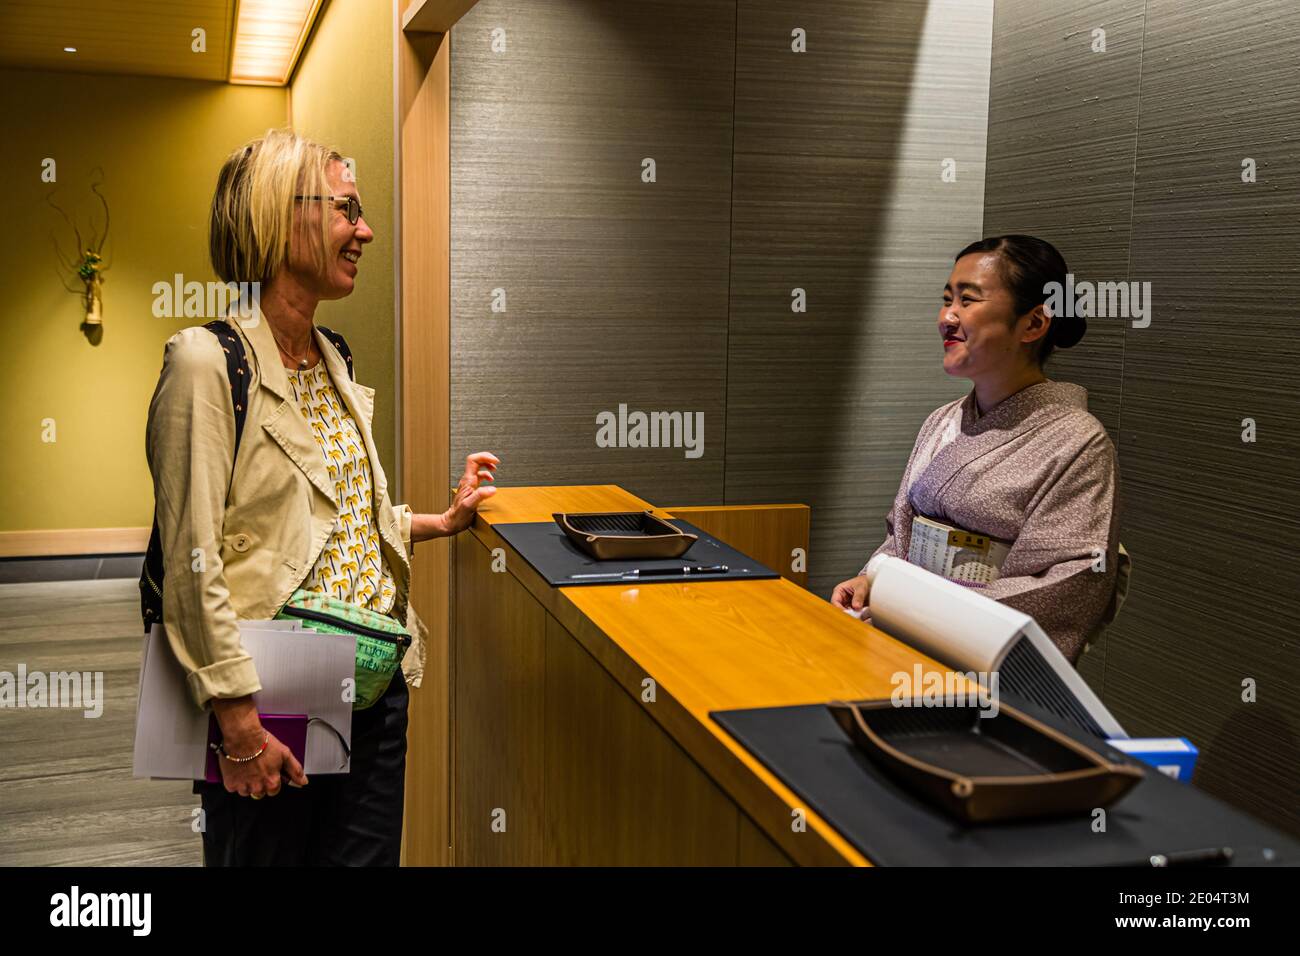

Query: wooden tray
left=551, top=512, right=702, bottom=564
left=827, top=697, right=1144, bottom=824
left=553, top=511, right=698, bottom=561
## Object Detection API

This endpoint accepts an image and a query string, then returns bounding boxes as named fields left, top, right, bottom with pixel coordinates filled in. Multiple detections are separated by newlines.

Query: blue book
left=1107, top=737, right=1198, bottom=782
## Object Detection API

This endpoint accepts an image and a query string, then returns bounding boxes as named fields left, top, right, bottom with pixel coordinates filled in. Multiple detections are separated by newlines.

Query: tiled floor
left=0, top=578, right=201, bottom=866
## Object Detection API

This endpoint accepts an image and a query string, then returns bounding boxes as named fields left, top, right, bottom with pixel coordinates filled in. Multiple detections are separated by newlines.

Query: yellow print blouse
left=286, top=360, right=397, bottom=615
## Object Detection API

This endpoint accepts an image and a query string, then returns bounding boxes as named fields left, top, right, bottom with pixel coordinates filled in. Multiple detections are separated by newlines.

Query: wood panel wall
left=660, top=503, right=810, bottom=588
left=397, top=5, right=454, bottom=866
left=984, top=0, right=1300, bottom=836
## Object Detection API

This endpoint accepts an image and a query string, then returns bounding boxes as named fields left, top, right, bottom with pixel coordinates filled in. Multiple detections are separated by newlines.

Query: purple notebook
left=204, top=713, right=308, bottom=784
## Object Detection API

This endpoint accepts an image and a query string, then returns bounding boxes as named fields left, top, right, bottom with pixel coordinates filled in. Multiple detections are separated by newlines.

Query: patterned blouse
left=285, top=360, right=397, bottom=615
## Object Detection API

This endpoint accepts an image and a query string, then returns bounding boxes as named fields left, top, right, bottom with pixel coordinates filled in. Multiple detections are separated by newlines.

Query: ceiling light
left=229, top=0, right=323, bottom=86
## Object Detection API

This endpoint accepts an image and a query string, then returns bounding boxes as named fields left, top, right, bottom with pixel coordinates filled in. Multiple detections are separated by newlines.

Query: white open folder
left=132, top=622, right=356, bottom=779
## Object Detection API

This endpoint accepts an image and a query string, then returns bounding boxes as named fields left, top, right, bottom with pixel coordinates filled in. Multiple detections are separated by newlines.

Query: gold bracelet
left=211, top=731, right=269, bottom=763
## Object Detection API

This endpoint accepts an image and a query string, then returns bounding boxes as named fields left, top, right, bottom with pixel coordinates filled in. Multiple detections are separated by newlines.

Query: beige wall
left=1, top=0, right=398, bottom=544
left=290, top=0, right=397, bottom=487
left=0, top=69, right=286, bottom=533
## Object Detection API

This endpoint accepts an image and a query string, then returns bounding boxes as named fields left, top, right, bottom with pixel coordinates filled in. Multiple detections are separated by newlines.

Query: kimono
left=861, top=381, right=1120, bottom=663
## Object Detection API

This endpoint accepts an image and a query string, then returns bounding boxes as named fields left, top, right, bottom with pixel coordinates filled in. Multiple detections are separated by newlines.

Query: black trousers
left=195, top=668, right=409, bottom=866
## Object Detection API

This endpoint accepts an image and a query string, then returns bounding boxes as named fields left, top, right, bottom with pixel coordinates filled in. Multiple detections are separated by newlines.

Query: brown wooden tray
left=553, top=511, right=698, bottom=561
left=827, top=697, right=1144, bottom=824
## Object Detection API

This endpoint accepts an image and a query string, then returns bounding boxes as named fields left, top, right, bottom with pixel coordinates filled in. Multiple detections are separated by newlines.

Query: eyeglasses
left=294, top=194, right=364, bottom=225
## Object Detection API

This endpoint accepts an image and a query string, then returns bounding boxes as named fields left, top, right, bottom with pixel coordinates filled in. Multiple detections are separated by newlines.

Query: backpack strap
left=140, top=322, right=250, bottom=632
left=316, top=324, right=355, bottom=380
left=202, top=320, right=251, bottom=453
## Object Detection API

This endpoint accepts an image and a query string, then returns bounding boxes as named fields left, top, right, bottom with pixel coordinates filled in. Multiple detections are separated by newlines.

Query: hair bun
left=1053, top=313, right=1086, bottom=349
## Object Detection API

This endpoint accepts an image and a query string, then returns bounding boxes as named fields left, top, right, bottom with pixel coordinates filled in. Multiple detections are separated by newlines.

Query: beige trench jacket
left=145, top=313, right=425, bottom=710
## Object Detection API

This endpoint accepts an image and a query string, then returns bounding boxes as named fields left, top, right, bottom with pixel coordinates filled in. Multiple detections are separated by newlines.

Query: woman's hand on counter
left=416, top=451, right=501, bottom=540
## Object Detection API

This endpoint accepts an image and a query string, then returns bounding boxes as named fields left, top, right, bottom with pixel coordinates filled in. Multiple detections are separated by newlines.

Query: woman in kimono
left=831, top=235, right=1120, bottom=663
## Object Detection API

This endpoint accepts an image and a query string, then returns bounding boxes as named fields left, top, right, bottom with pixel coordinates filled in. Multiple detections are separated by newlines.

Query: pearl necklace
left=272, top=326, right=314, bottom=369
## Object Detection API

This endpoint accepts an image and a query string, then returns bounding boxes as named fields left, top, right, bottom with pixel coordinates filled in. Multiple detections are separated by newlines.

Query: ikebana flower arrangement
left=48, top=172, right=111, bottom=327
left=76, top=250, right=106, bottom=325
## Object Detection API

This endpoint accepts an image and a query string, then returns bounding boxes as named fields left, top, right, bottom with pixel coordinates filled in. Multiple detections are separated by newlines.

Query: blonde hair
left=209, top=128, right=344, bottom=285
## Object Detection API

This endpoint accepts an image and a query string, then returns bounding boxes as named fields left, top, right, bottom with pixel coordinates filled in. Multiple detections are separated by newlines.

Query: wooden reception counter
left=448, top=485, right=957, bottom=866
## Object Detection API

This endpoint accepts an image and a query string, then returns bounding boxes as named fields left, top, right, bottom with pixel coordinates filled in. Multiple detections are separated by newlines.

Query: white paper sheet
left=132, top=622, right=356, bottom=779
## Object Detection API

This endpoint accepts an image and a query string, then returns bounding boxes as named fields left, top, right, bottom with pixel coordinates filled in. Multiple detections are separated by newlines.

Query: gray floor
left=0, top=578, right=201, bottom=866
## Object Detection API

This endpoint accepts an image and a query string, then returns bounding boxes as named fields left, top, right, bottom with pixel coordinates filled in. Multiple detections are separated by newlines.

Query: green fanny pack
left=275, top=589, right=411, bottom=710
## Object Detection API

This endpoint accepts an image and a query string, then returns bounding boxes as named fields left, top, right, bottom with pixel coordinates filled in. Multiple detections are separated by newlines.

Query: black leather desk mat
left=711, top=697, right=1299, bottom=867
left=493, top=518, right=779, bottom=587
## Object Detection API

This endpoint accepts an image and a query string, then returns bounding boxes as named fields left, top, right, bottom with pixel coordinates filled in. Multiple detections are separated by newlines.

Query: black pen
left=1148, top=846, right=1234, bottom=867
left=569, top=564, right=730, bottom=580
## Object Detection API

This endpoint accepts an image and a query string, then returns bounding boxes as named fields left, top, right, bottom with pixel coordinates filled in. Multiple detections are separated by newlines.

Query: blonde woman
left=145, top=129, right=499, bottom=865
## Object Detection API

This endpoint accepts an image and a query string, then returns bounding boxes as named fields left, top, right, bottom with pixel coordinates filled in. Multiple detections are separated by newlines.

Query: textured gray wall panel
left=451, top=0, right=735, bottom=505
left=985, top=0, right=1299, bottom=835
left=983, top=0, right=1146, bottom=692
left=452, top=0, right=994, bottom=594
left=1110, top=0, right=1300, bottom=836
left=725, top=0, right=992, bottom=595
left=983, top=0, right=1146, bottom=438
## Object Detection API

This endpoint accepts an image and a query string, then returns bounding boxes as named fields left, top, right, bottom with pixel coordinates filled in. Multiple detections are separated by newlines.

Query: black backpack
left=140, top=321, right=354, bottom=632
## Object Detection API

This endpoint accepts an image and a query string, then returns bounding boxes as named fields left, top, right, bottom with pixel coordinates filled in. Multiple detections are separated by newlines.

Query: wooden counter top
left=467, top=485, right=961, bottom=866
